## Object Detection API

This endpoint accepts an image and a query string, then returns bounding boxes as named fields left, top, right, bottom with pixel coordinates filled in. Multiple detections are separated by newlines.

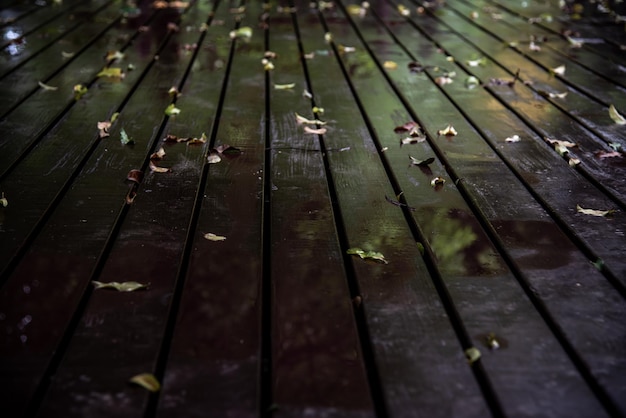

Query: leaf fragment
left=215, top=144, right=242, bottom=155
left=274, top=82, right=296, bottom=90
left=129, top=373, right=160, bottom=392
left=304, top=126, right=327, bottom=135
left=576, top=205, right=615, bottom=217
left=207, top=150, right=221, bottom=164
left=105, top=50, right=125, bottom=62
left=595, top=150, right=622, bottom=159
left=437, top=124, right=458, bottom=136
left=383, top=60, right=398, bottom=70
left=150, top=147, right=166, bottom=160
left=0, top=192, right=8, bottom=208
left=465, top=347, right=481, bottom=364
left=485, top=333, right=500, bottom=350
left=97, top=67, right=124, bottom=78
left=168, top=86, right=180, bottom=97
left=466, top=57, right=487, bottom=67
left=347, top=248, right=388, bottom=264
left=149, top=161, right=171, bottom=173
left=505, top=135, right=521, bottom=143
left=92, top=281, right=149, bottom=292
left=435, top=76, right=454, bottom=86
left=551, top=64, right=566, bottom=75
left=465, top=76, right=480, bottom=89
left=609, top=104, right=626, bottom=125
left=431, top=177, right=446, bottom=187
left=538, top=90, right=568, bottom=99
left=38, top=81, right=58, bottom=91
left=409, top=156, right=435, bottom=166
left=401, top=136, right=425, bottom=145
left=295, top=112, right=326, bottom=125
left=120, top=128, right=134, bottom=145
left=97, top=121, right=111, bottom=138
left=204, top=233, right=227, bottom=241
left=394, top=121, right=419, bottom=133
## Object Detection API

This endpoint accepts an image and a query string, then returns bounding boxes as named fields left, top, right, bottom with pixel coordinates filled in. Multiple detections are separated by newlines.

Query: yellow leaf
left=129, top=373, right=160, bottom=392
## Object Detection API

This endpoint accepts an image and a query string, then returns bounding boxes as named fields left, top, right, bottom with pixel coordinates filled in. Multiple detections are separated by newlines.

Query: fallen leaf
left=93, top=281, right=149, bottom=292
left=551, top=65, right=566, bottom=75
left=97, top=67, right=124, bottom=78
left=576, top=205, right=615, bottom=217
left=485, top=333, right=500, bottom=350
left=264, top=51, right=277, bottom=59
left=105, top=50, right=124, bottom=61
left=529, top=41, right=541, bottom=51
left=150, top=147, right=166, bottom=160
left=505, top=135, right=521, bottom=143
left=274, top=83, right=295, bottom=90
left=324, top=32, right=333, bottom=42
left=230, top=27, right=252, bottom=39
left=97, top=121, right=111, bottom=138
left=397, top=4, right=410, bottom=16
left=165, top=103, right=181, bottom=116
left=609, top=143, right=622, bottom=151
left=126, top=169, right=143, bottom=184
left=215, top=144, right=242, bottom=155
left=304, top=126, right=327, bottom=135
left=595, top=150, right=622, bottom=159
left=0, top=192, right=8, bottom=208
left=204, top=233, right=227, bottom=241
left=401, top=136, right=426, bottom=145
left=187, top=133, right=208, bottom=145
left=149, top=161, right=170, bottom=173
left=295, top=112, right=326, bottom=125
left=303, top=90, right=313, bottom=99
left=465, top=347, right=481, bottom=364
left=312, top=106, right=324, bottom=114
left=61, top=51, right=75, bottom=58
left=262, top=59, right=274, bottom=71
left=129, top=373, right=160, bottom=392
left=466, top=57, right=487, bottom=67
left=538, top=90, right=568, bottom=99
left=609, top=104, right=626, bottom=125
left=383, top=60, right=398, bottom=70
left=465, top=76, right=480, bottom=89
left=168, top=86, right=180, bottom=97
left=409, top=156, right=435, bottom=166
left=431, top=177, right=446, bottom=187
left=207, top=150, right=221, bottom=164
left=435, top=76, right=454, bottom=86
left=568, top=157, right=581, bottom=167
left=73, top=84, right=88, bottom=100
left=394, top=121, right=419, bottom=133
left=38, top=81, right=58, bottom=91
left=437, top=124, right=458, bottom=136
left=120, top=128, right=134, bottom=145
left=347, top=248, right=388, bottom=264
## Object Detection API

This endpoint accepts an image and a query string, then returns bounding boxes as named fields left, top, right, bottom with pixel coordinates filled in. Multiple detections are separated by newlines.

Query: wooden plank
left=295, top=4, right=491, bottom=417
left=0, top=0, right=42, bottom=27
left=0, top=1, right=122, bottom=117
left=0, top=2, right=211, bottom=417
left=0, top=6, right=158, bottom=272
left=0, top=0, right=106, bottom=76
left=154, top=4, right=266, bottom=418
left=325, top=1, right=622, bottom=416
left=390, top=0, right=626, bottom=286
left=267, top=7, right=374, bottom=417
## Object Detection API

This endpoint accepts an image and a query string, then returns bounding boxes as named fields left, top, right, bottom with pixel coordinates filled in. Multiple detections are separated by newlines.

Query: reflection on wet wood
left=0, top=0, right=625, bottom=417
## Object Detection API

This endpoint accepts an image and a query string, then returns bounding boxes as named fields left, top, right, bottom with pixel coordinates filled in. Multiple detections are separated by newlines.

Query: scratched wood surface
left=0, top=1, right=625, bottom=417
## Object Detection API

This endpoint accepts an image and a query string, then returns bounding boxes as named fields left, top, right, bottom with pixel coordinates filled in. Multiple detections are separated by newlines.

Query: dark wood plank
left=155, top=3, right=266, bottom=418
left=0, top=0, right=43, bottom=27
left=0, top=2, right=209, bottom=417
left=324, top=1, right=623, bottom=416
left=296, top=4, right=491, bottom=417
left=0, top=1, right=122, bottom=117
left=267, top=7, right=374, bottom=417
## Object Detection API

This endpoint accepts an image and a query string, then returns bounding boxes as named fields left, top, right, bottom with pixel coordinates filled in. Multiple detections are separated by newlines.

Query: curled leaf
left=126, top=169, right=144, bottom=184
left=150, top=147, right=166, bottom=160
left=129, top=373, right=160, bottom=392
left=149, top=161, right=170, bottom=173
left=576, top=205, right=615, bottom=217
left=437, top=124, right=458, bottom=136
left=609, top=104, right=626, bottom=125
left=38, top=81, right=58, bottom=91
left=165, top=103, right=181, bottom=116
left=347, top=248, right=388, bottom=264
left=204, top=232, right=227, bottom=241
left=409, top=156, right=435, bottom=166
left=295, top=112, right=326, bottom=125
left=465, top=347, right=481, bottom=364
left=92, top=281, right=149, bottom=292
left=97, top=121, right=112, bottom=138
left=274, top=83, right=295, bottom=90
left=73, top=84, right=88, bottom=100
left=304, top=126, right=327, bottom=135
left=207, top=150, right=221, bottom=164
left=0, top=192, right=8, bottom=208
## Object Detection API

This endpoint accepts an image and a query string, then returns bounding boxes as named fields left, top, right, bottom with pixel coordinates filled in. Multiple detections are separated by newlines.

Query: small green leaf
left=73, top=84, right=88, bottom=100
left=465, top=347, right=481, bottom=364
left=229, top=26, right=252, bottom=39
left=120, top=128, right=134, bottom=145
left=92, top=281, right=149, bottom=292
left=347, top=247, right=388, bottom=264
left=165, top=103, right=181, bottom=116
left=97, top=67, right=124, bottom=78
left=592, top=258, right=604, bottom=271
left=129, top=373, right=160, bottom=392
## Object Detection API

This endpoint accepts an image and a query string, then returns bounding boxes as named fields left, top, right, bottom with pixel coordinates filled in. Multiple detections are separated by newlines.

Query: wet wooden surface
left=1, top=0, right=625, bottom=417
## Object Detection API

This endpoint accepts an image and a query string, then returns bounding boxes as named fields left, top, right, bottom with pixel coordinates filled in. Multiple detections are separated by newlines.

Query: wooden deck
left=1, top=0, right=626, bottom=417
